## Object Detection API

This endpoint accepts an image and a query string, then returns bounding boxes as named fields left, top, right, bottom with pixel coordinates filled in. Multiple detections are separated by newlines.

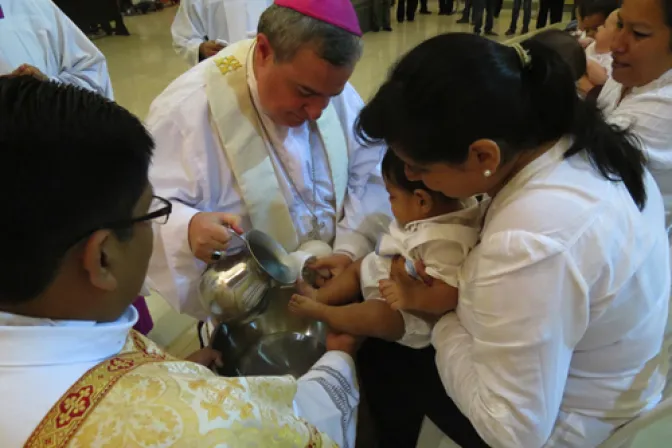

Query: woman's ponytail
left=567, top=100, right=647, bottom=209
left=521, top=36, right=647, bottom=210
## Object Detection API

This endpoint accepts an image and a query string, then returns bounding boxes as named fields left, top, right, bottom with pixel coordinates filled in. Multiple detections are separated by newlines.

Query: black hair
left=382, top=149, right=427, bottom=193
left=578, top=0, right=619, bottom=19
left=382, top=150, right=454, bottom=202
left=663, top=0, right=672, bottom=48
left=356, top=33, right=646, bottom=209
left=528, top=29, right=587, bottom=81
left=0, top=77, right=154, bottom=304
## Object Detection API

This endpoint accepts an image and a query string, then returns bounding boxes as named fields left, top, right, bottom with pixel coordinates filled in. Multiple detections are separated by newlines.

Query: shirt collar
left=492, top=136, right=571, bottom=206
left=631, top=68, right=672, bottom=96
left=0, top=306, right=138, bottom=366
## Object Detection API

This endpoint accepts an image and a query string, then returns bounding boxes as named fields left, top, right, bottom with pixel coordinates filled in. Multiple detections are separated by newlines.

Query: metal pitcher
left=198, top=229, right=296, bottom=325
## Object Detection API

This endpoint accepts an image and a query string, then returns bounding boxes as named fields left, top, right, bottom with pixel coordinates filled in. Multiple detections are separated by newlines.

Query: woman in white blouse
left=599, top=0, right=672, bottom=229
left=354, top=34, right=670, bottom=448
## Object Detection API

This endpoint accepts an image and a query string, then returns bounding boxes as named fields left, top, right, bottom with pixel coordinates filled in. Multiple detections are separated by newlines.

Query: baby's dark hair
left=381, top=150, right=454, bottom=202
left=527, top=30, right=587, bottom=81
left=579, top=0, right=619, bottom=19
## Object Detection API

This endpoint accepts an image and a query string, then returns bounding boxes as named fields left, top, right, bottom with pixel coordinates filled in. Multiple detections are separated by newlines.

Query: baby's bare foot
left=288, top=294, right=325, bottom=319
left=296, top=279, right=319, bottom=300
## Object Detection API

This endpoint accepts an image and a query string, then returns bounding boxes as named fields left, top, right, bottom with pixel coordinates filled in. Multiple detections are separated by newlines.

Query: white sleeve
left=48, top=2, right=114, bottom=99
left=295, top=351, right=359, bottom=448
left=605, top=92, right=672, bottom=171
left=171, top=0, right=207, bottom=67
left=417, top=235, right=476, bottom=287
left=147, top=113, right=210, bottom=320
left=332, top=84, right=392, bottom=260
left=431, top=231, right=588, bottom=448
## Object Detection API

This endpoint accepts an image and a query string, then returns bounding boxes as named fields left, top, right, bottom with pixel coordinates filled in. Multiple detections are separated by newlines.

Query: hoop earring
left=484, top=170, right=492, bottom=178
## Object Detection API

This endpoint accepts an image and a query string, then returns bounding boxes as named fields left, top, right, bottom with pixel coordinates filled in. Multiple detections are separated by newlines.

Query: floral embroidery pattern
left=214, top=56, right=242, bottom=75
left=55, top=386, right=93, bottom=428
left=26, top=332, right=339, bottom=448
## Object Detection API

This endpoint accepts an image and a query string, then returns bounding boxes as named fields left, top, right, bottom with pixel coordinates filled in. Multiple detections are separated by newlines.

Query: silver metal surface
left=198, top=229, right=295, bottom=325
left=212, top=287, right=326, bottom=378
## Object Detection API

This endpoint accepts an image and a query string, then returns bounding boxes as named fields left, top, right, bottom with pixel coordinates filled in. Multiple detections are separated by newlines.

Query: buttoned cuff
left=333, top=231, right=373, bottom=261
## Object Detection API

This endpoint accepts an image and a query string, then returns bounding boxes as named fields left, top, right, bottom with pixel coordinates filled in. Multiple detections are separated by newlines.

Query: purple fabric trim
left=132, top=296, right=154, bottom=335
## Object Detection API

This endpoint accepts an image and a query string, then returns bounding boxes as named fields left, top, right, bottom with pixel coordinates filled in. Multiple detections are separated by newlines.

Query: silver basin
left=212, top=286, right=326, bottom=378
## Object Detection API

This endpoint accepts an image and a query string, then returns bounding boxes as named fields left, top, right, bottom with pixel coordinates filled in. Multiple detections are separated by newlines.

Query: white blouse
left=599, top=69, right=672, bottom=230
left=432, top=137, right=670, bottom=447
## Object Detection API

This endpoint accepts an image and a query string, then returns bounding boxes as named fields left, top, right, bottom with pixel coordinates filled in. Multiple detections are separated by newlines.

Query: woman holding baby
left=351, top=31, right=670, bottom=448
left=599, top=0, right=672, bottom=232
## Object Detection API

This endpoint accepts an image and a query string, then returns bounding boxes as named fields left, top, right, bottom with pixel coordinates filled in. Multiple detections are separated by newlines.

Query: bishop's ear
left=81, top=230, right=118, bottom=292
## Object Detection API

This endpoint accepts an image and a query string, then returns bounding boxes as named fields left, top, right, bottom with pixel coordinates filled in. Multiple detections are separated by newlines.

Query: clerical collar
left=0, top=306, right=138, bottom=366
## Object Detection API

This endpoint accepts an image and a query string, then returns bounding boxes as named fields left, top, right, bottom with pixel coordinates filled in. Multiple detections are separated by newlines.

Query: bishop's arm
left=146, top=97, right=242, bottom=321
left=331, top=83, right=392, bottom=261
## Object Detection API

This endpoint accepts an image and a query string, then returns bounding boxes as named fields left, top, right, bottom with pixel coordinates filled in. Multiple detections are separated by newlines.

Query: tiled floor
left=97, top=5, right=519, bottom=120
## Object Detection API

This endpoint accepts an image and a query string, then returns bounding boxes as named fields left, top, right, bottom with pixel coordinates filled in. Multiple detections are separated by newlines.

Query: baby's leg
left=307, top=258, right=364, bottom=306
left=289, top=295, right=405, bottom=341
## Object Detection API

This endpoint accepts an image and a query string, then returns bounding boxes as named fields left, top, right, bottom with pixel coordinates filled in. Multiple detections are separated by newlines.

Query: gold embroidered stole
left=24, top=332, right=167, bottom=448
left=25, top=331, right=334, bottom=448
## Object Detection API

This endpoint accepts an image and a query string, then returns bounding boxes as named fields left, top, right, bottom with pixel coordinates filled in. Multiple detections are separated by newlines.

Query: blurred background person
left=0, top=0, right=113, bottom=99
left=172, top=0, right=272, bottom=66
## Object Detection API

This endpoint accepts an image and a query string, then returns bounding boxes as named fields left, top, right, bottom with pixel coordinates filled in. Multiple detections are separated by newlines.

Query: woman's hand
left=326, top=329, right=363, bottom=357
left=389, top=256, right=433, bottom=286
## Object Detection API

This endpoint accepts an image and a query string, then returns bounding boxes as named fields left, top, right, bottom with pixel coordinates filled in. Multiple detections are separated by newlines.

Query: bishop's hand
left=306, top=253, right=353, bottom=287
left=188, top=212, right=244, bottom=264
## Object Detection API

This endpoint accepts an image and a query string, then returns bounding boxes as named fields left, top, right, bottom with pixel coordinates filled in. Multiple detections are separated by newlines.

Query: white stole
left=205, top=39, right=348, bottom=252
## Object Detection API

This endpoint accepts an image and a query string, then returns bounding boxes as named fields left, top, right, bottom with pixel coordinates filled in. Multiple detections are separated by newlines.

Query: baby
left=288, top=150, right=480, bottom=348
left=526, top=29, right=605, bottom=100
left=583, top=9, right=618, bottom=88
left=576, top=0, right=619, bottom=39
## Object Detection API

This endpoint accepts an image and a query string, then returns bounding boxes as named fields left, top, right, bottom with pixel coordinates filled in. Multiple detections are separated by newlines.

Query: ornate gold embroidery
left=213, top=56, right=242, bottom=75
left=26, top=331, right=340, bottom=447
left=25, top=332, right=167, bottom=448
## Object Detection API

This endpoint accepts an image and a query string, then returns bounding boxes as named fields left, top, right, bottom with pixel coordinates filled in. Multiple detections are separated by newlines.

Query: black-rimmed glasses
left=102, top=195, right=172, bottom=229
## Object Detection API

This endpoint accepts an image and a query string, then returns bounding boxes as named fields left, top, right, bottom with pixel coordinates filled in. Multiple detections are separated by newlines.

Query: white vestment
left=171, top=0, right=272, bottom=66
left=432, top=137, right=669, bottom=447
left=0, top=0, right=113, bottom=99
left=0, top=306, right=359, bottom=448
left=584, top=42, right=613, bottom=77
left=360, top=208, right=480, bottom=348
left=147, top=38, right=390, bottom=321
left=598, top=69, right=672, bottom=232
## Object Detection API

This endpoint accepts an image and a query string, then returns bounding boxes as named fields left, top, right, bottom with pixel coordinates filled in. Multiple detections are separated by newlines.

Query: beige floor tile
left=97, top=5, right=518, bottom=118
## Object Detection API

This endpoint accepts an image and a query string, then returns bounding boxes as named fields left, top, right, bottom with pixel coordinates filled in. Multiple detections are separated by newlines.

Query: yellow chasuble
left=25, top=331, right=336, bottom=447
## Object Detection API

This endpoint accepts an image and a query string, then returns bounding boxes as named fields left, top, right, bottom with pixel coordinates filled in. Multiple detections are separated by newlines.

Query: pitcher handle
left=224, top=226, right=248, bottom=256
